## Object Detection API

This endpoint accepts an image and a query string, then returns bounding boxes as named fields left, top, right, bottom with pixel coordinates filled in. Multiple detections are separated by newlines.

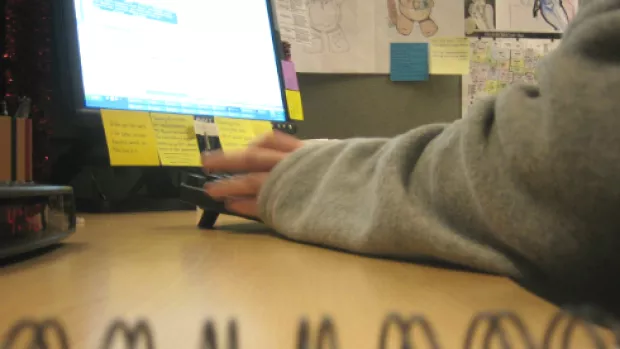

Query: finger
left=202, top=147, right=286, bottom=172
left=225, top=197, right=259, bottom=218
left=249, top=130, right=304, bottom=153
left=204, top=173, right=269, bottom=198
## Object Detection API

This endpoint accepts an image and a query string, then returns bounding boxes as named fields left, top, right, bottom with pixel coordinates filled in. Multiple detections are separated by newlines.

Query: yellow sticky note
left=484, top=80, right=499, bottom=94
left=150, top=113, right=201, bottom=167
left=429, top=37, right=470, bottom=75
left=510, top=61, right=525, bottom=73
left=213, top=117, right=258, bottom=152
left=473, top=53, right=487, bottom=63
left=250, top=120, right=274, bottom=138
left=510, top=50, right=525, bottom=73
left=213, top=117, right=275, bottom=152
left=285, top=90, right=304, bottom=121
left=101, top=110, right=160, bottom=166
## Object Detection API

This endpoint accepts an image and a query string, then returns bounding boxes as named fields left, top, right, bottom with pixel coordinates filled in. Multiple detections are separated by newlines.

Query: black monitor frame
left=52, top=0, right=291, bottom=133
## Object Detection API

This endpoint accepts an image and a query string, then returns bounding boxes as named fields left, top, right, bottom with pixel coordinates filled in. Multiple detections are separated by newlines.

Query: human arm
left=204, top=0, right=620, bottom=295
left=255, top=0, right=620, bottom=282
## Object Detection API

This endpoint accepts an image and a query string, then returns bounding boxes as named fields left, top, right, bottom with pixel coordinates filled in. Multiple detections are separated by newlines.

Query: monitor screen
left=72, top=0, right=287, bottom=122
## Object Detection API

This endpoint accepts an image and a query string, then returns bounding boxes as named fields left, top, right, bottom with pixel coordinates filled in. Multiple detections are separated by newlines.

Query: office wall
left=294, top=74, right=463, bottom=140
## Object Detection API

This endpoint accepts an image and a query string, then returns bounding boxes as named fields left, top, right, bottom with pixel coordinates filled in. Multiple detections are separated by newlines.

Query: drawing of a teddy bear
left=387, top=0, right=438, bottom=37
left=305, top=0, right=350, bottom=54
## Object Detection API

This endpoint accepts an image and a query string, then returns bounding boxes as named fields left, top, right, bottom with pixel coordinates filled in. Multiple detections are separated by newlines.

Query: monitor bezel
left=57, top=0, right=291, bottom=126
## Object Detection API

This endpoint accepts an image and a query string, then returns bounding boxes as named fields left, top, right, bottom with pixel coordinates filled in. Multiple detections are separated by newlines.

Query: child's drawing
left=305, top=0, right=350, bottom=54
left=497, top=0, right=578, bottom=33
left=464, top=0, right=495, bottom=34
left=518, top=0, right=577, bottom=31
left=387, top=0, right=438, bottom=38
left=533, top=0, right=569, bottom=31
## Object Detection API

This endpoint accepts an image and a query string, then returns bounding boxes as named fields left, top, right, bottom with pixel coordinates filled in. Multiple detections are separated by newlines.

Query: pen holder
left=0, top=116, right=33, bottom=182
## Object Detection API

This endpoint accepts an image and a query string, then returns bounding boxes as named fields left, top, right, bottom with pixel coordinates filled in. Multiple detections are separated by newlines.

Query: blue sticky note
left=390, top=43, right=429, bottom=82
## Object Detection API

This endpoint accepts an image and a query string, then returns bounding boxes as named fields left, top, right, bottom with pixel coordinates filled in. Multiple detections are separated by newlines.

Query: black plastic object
left=179, top=173, right=261, bottom=229
left=0, top=183, right=77, bottom=259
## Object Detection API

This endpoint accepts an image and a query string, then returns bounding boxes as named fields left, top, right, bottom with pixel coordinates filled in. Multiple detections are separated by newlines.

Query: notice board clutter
left=387, top=31, right=563, bottom=118
left=462, top=31, right=561, bottom=117
left=272, top=0, right=575, bottom=121
left=272, top=0, right=577, bottom=74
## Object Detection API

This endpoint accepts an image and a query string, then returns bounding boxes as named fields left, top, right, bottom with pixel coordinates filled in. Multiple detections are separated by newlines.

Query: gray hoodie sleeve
left=257, top=1, right=620, bottom=284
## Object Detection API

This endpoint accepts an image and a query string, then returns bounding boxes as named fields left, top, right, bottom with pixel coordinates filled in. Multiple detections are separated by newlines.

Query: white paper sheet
left=464, top=0, right=496, bottom=34
left=282, top=0, right=465, bottom=74
left=495, top=0, right=578, bottom=33
left=288, top=0, right=375, bottom=73
left=461, top=37, right=561, bottom=118
left=273, top=0, right=313, bottom=45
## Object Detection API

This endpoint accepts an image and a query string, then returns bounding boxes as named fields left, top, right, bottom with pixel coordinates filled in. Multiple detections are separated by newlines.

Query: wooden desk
left=0, top=212, right=611, bottom=348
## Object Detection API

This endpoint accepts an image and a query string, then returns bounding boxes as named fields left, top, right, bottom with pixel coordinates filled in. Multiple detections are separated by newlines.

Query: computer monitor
left=68, top=0, right=288, bottom=122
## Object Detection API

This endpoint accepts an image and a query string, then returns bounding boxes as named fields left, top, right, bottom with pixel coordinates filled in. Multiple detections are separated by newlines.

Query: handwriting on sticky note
left=250, top=121, right=274, bottom=138
left=390, top=43, right=429, bottom=82
left=213, top=117, right=257, bottom=152
left=213, top=118, right=274, bottom=152
left=429, top=37, right=470, bottom=75
left=510, top=50, right=525, bottom=73
left=484, top=80, right=498, bottom=94
left=285, top=90, right=304, bottom=121
left=101, top=110, right=160, bottom=166
left=150, top=113, right=201, bottom=167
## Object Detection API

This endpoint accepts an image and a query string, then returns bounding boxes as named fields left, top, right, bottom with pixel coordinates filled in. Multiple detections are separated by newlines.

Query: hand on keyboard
left=201, top=131, right=303, bottom=218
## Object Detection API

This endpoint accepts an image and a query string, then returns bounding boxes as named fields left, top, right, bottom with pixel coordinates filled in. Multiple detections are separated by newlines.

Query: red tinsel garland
left=4, top=0, right=53, bottom=182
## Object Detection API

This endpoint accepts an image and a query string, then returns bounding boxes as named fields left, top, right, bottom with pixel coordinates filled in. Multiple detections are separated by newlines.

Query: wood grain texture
left=0, top=212, right=611, bottom=348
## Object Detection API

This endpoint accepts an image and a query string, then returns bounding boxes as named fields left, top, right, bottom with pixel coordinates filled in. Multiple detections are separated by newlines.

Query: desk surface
left=0, top=212, right=611, bottom=348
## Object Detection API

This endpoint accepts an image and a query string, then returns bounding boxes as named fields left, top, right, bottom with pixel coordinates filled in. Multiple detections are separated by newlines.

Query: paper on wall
left=461, top=37, right=561, bottom=118
left=373, top=0, right=466, bottom=73
left=288, top=0, right=375, bottom=73
left=273, top=0, right=313, bottom=45
left=495, top=0, right=579, bottom=33
left=286, top=0, right=465, bottom=74
left=464, top=0, right=496, bottom=35
left=429, top=37, right=470, bottom=75
left=390, top=43, right=429, bottom=81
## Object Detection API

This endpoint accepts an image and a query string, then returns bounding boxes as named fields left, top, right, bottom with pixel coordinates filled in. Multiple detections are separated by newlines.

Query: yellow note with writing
left=101, top=110, right=160, bottom=166
left=484, top=80, right=499, bottom=94
left=429, top=37, right=470, bottom=75
left=250, top=120, right=274, bottom=138
left=213, top=117, right=274, bottom=152
left=213, top=117, right=257, bottom=152
left=150, top=113, right=201, bottom=167
left=285, top=90, right=304, bottom=121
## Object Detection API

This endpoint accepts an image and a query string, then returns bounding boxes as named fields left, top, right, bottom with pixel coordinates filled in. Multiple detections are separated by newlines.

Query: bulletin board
left=462, top=31, right=561, bottom=118
left=266, top=1, right=578, bottom=140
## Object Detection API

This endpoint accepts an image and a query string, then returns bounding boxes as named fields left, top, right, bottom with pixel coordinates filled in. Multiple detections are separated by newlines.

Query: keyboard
left=179, top=173, right=262, bottom=229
